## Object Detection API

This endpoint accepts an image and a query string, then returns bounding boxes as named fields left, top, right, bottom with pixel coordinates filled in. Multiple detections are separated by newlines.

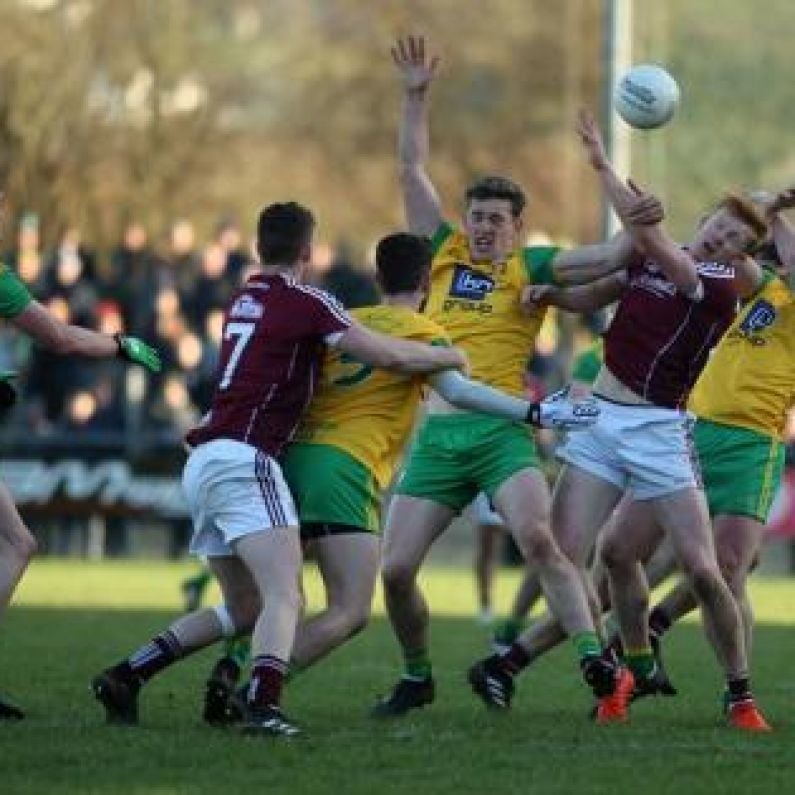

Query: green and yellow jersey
left=426, top=223, right=559, bottom=397
left=294, top=304, right=450, bottom=489
left=688, top=274, right=795, bottom=439
left=0, top=264, right=32, bottom=318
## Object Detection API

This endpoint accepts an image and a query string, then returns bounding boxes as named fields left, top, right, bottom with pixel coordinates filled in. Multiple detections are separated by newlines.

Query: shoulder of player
left=432, top=223, right=468, bottom=257
left=280, top=278, right=349, bottom=317
left=353, top=305, right=444, bottom=341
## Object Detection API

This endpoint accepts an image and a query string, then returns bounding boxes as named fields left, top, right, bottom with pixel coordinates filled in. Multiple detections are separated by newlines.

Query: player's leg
left=0, top=482, right=37, bottom=617
left=291, top=531, right=380, bottom=668
left=712, top=514, right=763, bottom=657
left=373, top=494, right=457, bottom=716
left=650, top=489, right=769, bottom=730
left=491, top=467, right=622, bottom=670
left=93, top=555, right=259, bottom=726
left=181, top=563, right=213, bottom=613
left=0, top=482, right=35, bottom=720
left=599, top=500, right=668, bottom=696
left=200, top=556, right=261, bottom=725
left=373, top=413, right=474, bottom=716
left=593, top=514, right=678, bottom=701
left=280, top=443, right=383, bottom=670
left=469, top=464, right=624, bottom=710
left=474, top=518, right=500, bottom=625
left=233, top=524, right=303, bottom=736
left=492, top=567, right=542, bottom=651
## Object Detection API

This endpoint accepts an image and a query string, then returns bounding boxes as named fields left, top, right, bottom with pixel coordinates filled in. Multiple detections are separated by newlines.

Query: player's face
left=691, top=209, right=756, bottom=261
left=463, top=199, right=521, bottom=262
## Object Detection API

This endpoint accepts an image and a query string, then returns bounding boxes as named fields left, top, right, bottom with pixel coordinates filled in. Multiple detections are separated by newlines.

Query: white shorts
left=182, top=439, right=298, bottom=558
left=556, top=397, right=700, bottom=500
left=466, top=492, right=503, bottom=527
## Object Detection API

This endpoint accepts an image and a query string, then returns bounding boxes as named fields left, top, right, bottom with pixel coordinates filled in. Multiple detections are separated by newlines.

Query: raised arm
left=576, top=109, right=701, bottom=298
left=335, top=320, right=466, bottom=375
left=391, top=35, right=444, bottom=236
left=551, top=232, right=637, bottom=286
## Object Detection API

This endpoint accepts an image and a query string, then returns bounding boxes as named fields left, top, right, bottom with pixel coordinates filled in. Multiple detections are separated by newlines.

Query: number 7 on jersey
left=219, top=321, right=255, bottom=390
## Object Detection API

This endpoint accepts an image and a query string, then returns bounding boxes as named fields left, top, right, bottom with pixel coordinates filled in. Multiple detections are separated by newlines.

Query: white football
left=614, top=64, right=680, bottom=129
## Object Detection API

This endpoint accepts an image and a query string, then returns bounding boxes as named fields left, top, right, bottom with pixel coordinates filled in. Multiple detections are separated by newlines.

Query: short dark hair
left=256, top=202, right=315, bottom=265
left=375, top=233, right=432, bottom=295
left=465, top=175, right=526, bottom=217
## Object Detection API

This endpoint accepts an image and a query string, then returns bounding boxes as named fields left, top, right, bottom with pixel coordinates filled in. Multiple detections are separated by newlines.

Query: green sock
left=572, top=631, right=602, bottom=661
left=224, top=637, right=251, bottom=669
left=625, top=647, right=656, bottom=680
left=403, top=648, right=432, bottom=680
left=285, top=659, right=301, bottom=683
left=187, top=569, right=212, bottom=590
left=494, top=617, right=525, bottom=644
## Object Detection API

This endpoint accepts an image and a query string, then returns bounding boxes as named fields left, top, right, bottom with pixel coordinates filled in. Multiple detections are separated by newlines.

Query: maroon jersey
left=186, top=273, right=350, bottom=456
left=604, top=258, right=737, bottom=409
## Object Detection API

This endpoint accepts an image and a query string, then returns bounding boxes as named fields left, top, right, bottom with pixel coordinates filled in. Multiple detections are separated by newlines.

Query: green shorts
left=281, top=443, right=380, bottom=536
left=395, top=413, right=539, bottom=512
left=694, top=418, right=784, bottom=522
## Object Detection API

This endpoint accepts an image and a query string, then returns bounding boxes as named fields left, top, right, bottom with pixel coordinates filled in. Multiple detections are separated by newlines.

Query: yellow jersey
left=688, top=274, right=795, bottom=439
left=427, top=223, right=559, bottom=396
left=294, top=304, right=450, bottom=488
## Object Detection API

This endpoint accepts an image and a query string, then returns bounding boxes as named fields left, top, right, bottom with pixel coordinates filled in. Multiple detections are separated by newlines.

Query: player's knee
left=341, top=601, right=372, bottom=637
left=381, top=558, right=417, bottom=593
left=554, top=524, right=584, bottom=562
left=716, top=547, right=745, bottom=586
left=599, top=535, right=632, bottom=571
left=10, top=524, right=37, bottom=564
left=683, top=561, right=722, bottom=603
left=521, top=530, right=558, bottom=568
left=218, top=596, right=258, bottom=635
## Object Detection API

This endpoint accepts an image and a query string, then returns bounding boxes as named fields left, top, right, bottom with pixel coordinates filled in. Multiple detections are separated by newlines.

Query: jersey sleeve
left=571, top=343, right=603, bottom=385
left=523, top=246, right=561, bottom=286
left=0, top=266, right=33, bottom=318
left=305, top=288, right=352, bottom=343
left=430, top=222, right=455, bottom=255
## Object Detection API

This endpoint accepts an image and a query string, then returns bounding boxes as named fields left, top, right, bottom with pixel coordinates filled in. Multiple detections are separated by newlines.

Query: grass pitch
left=2, top=560, right=795, bottom=795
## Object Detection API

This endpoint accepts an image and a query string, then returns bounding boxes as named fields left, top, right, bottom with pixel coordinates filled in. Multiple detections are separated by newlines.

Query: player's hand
left=526, top=386, right=600, bottom=430
left=620, top=179, right=665, bottom=226
left=115, top=334, right=162, bottom=372
left=520, top=284, right=557, bottom=314
left=0, top=370, right=18, bottom=410
left=576, top=109, right=610, bottom=171
left=391, top=35, right=440, bottom=95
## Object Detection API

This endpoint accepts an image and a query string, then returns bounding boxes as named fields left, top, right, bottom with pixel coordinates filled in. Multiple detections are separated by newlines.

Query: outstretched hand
left=115, top=334, right=162, bottom=373
left=576, top=109, right=610, bottom=171
left=391, top=35, right=439, bottom=94
left=623, top=179, right=665, bottom=226
left=527, top=386, right=601, bottom=430
left=520, top=284, right=557, bottom=314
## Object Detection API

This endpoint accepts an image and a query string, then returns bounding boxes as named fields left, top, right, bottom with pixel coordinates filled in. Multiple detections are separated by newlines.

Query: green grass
left=3, top=560, right=795, bottom=795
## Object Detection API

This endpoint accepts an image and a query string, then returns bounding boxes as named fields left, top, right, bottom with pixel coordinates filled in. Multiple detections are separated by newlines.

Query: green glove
left=0, top=370, right=17, bottom=410
left=114, top=334, right=162, bottom=373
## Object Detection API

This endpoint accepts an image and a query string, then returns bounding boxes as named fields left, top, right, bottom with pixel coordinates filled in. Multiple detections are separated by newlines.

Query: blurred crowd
left=0, top=215, right=386, bottom=447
